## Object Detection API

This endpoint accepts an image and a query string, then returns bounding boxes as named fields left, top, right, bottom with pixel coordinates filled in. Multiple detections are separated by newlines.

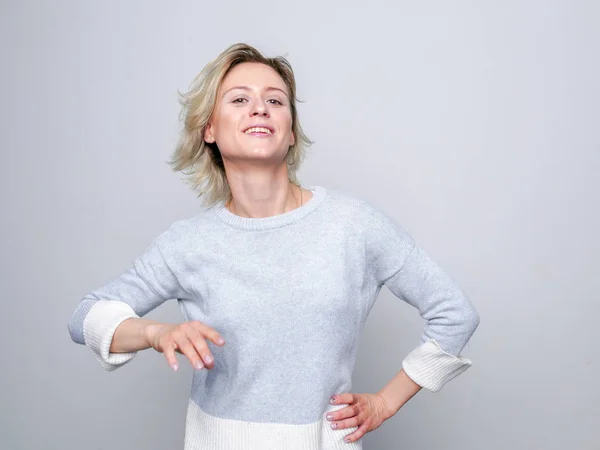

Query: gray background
left=1, top=1, right=598, bottom=449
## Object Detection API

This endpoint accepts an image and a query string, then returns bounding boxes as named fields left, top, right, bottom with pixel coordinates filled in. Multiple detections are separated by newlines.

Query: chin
left=220, top=144, right=288, bottom=164
left=244, top=147, right=287, bottom=161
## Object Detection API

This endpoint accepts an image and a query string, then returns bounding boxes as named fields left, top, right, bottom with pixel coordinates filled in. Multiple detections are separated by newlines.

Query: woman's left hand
left=327, top=392, right=397, bottom=443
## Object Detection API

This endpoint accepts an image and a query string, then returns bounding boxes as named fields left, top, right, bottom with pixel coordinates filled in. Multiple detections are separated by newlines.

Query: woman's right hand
left=145, top=321, right=225, bottom=372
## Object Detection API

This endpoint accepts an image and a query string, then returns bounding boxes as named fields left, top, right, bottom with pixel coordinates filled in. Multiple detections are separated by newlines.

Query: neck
left=223, top=163, right=302, bottom=218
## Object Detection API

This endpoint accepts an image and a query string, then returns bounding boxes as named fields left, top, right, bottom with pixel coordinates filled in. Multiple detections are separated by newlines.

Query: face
left=204, top=62, right=295, bottom=166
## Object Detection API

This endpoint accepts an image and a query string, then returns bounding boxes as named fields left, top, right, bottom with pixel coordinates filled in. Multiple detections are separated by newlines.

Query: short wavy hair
left=168, top=43, right=312, bottom=207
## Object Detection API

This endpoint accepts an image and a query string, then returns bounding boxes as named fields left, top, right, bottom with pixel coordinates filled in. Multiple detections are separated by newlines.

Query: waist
left=184, top=399, right=362, bottom=450
left=190, top=363, right=354, bottom=424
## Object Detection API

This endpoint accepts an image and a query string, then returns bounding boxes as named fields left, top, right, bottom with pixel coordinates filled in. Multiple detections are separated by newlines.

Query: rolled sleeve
left=82, top=300, right=140, bottom=371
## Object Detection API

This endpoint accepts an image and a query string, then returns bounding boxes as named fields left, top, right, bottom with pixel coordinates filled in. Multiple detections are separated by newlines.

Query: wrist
left=377, top=369, right=422, bottom=416
left=375, top=391, right=401, bottom=419
left=142, top=320, right=162, bottom=349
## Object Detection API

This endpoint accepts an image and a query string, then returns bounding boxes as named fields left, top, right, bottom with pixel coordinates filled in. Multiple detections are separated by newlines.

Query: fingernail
left=331, top=423, right=338, bottom=429
left=217, top=337, right=225, bottom=345
left=195, top=362, right=204, bottom=370
left=171, top=363, right=178, bottom=372
left=326, top=414, right=333, bottom=420
left=344, top=437, right=351, bottom=443
left=205, top=355, right=213, bottom=364
left=330, top=397, right=336, bottom=404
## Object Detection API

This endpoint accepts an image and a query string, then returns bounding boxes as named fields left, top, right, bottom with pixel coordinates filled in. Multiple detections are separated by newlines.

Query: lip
left=242, top=124, right=275, bottom=134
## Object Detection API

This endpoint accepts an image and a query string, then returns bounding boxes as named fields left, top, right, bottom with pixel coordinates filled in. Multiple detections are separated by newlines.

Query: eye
left=232, top=97, right=247, bottom=104
left=267, top=99, right=283, bottom=105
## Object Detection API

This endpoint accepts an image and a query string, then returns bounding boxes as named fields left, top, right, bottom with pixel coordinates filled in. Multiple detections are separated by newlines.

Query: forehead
left=220, top=62, right=288, bottom=94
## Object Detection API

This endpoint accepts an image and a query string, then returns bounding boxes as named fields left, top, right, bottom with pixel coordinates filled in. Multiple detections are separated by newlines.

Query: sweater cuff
left=401, top=339, right=472, bottom=392
left=83, top=300, right=140, bottom=371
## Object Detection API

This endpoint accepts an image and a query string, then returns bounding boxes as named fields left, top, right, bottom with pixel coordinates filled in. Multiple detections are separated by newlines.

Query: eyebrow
left=222, top=86, right=289, bottom=99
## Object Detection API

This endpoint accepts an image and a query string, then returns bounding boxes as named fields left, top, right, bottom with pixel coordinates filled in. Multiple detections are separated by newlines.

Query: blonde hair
left=168, top=43, right=312, bottom=207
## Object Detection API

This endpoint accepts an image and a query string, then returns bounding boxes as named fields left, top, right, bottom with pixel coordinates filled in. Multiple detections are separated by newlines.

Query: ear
left=204, top=123, right=215, bottom=144
left=289, top=130, right=295, bottom=147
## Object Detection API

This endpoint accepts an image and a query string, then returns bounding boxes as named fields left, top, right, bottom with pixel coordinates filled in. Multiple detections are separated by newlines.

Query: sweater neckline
left=212, top=186, right=326, bottom=230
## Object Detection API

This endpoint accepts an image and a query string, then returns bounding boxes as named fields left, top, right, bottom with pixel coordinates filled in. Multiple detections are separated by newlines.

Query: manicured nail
left=331, top=423, right=338, bottom=429
left=344, top=437, right=351, bottom=442
left=217, top=337, right=225, bottom=345
left=330, top=397, right=336, bottom=404
left=195, top=362, right=204, bottom=370
left=205, top=355, right=213, bottom=364
left=171, top=363, right=178, bottom=372
left=326, top=414, right=333, bottom=420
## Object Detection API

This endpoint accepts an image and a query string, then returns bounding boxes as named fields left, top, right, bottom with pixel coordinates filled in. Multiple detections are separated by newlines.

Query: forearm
left=110, top=317, right=160, bottom=353
left=377, top=368, right=422, bottom=416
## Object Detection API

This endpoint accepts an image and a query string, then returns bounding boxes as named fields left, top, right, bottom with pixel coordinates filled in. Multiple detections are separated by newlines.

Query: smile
left=244, top=127, right=273, bottom=135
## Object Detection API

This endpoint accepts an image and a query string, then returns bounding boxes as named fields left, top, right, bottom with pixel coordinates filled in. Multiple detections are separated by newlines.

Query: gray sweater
left=68, top=186, right=479, bottom=450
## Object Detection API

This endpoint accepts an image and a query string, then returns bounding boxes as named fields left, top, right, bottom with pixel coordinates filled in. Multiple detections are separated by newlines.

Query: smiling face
left=204, top=62, right=295, bottom=167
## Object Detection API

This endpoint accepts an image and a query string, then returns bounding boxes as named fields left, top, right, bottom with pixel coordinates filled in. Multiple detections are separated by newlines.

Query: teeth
left=245, top=127, right=272, bottom=134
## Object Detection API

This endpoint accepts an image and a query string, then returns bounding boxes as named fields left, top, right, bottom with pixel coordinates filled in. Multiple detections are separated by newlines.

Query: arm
left=376, top=369, right=422, bottom=416
left=310, top=202, right=480, bottom=445
left=109, top=317, right=159, bottom=353
left=365, top=202, right=480, bottom=394
left=68, top=223, right=189, bottom=371
left=383, top=242, right=479, bottom=393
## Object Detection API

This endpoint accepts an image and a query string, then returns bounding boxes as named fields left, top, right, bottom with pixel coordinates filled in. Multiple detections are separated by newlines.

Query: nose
left=250, top=100, right=269, bottom=117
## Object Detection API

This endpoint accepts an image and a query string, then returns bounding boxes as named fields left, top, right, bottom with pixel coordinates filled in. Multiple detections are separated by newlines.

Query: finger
left=176, top=338, right=205, bottom=370
left=343, top=423, right=368, bottom=443
left=330, top=416, right=359, bottom=431
left=192, top=321, right=226, bottom=346
left=327, top=404, right=359, bottom=422
left=185, top=327, right=215, bottom=369
left=330, top=392, right=355, bottom=405
left=163, top=342, right=179, bottom=372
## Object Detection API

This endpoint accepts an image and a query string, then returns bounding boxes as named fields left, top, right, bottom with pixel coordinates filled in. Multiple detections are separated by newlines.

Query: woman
left=68, top=43, right=480, bottom=449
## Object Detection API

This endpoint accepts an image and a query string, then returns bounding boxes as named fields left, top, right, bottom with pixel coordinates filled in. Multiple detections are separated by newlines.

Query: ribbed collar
left=212, top=186, right=327, bottom=231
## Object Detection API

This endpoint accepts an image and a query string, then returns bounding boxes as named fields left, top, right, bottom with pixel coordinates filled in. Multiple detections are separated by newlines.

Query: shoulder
left=322, top=186, right=414, bottom=248
left=150, top=208, right=217, bottom=250
left=322, top=186, right=402, bottom=226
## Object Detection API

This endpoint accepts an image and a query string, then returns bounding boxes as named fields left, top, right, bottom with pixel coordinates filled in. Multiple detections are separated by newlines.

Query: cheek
left=212, top=112, right=241, bottom=140
left=277, top=110, right=293, bottom=131
left=285, top=116, right=295, bottom=142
